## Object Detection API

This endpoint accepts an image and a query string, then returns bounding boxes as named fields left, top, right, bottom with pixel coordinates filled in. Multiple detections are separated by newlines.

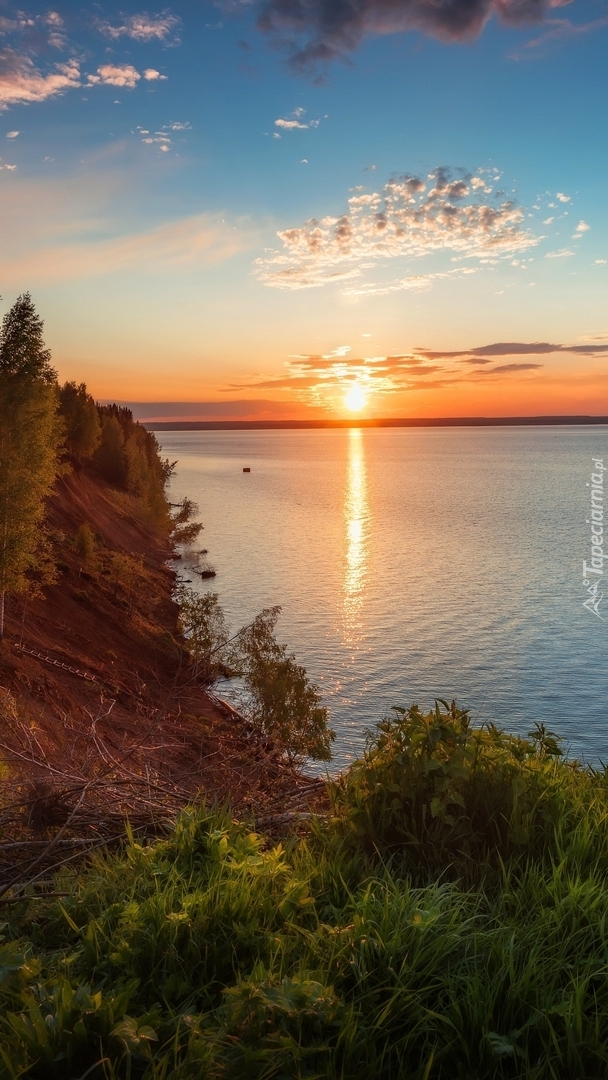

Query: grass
left=4, top=702, right=608, bottom=1078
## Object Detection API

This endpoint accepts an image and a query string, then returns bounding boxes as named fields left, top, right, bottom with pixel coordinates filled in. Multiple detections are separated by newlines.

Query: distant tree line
left=0, top=292, right=200, bottom=639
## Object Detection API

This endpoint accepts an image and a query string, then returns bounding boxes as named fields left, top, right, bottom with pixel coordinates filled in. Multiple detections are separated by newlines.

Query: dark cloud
left=477, top=362, right=543, bottom=374
left=256, top=0, right=561, bottom=72
left=418, top=341, right=608, bottom=360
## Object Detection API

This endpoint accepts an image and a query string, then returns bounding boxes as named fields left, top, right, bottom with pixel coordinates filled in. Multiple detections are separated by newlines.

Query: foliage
left=0, top=292, right=56, bottom=382
left=58, top=381, right=101, bottom=459
left=0, top=294, right=64, bottom=639
left=92, top=405, right=174, bottom=531
left=176, top=587, right=229, bottom=682
left=330, top=700, right=575, bottom=879
left=171, top=497, right=203, bottom=546
left=235, top=606, right=335, bottom=762
left=93, top=415, right=127, bottom=487
left=74, top=523, right=96, bottom=570
left=109, top=553, right=144, bottom=614
left=8, top=730, right=608, bottom=1080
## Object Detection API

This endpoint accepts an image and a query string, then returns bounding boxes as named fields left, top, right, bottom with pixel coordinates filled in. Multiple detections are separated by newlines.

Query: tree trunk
left=0, top=590, right=4, bottom=641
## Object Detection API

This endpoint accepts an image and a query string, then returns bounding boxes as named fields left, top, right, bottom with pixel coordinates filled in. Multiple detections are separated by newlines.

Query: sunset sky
left=0, top=0, right=607, bottom=418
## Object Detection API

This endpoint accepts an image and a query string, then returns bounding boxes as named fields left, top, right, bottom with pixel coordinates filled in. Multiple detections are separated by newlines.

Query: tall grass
left=4, top=702, right=608, bottom=1078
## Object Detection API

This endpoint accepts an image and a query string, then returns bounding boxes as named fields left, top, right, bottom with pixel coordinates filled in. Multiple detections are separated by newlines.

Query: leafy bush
left=331, top=700, right=608, bottom=883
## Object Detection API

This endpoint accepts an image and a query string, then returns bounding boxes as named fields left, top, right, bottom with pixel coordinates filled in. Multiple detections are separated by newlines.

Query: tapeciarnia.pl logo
left=582, top=457, right=606, bottom=619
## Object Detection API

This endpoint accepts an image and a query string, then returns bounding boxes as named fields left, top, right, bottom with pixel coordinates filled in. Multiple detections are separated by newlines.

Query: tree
left=59, top=382, right=101, bottom=459
left=176, top=587, right=229, bottom=682
left=0, top=294, right=63, bottom=639
left=93, top=416, right=127, bottom=486
left=235, top=607, right=334, bottom=762
left=108, top=552, right=144, bottom=614
left=171, top=497, right=203, bottom=545
left=74, top=523, right=96, bottom=575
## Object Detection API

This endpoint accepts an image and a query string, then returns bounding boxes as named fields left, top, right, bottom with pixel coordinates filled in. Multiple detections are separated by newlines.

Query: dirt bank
left=0, top=466, right=325, bottom=888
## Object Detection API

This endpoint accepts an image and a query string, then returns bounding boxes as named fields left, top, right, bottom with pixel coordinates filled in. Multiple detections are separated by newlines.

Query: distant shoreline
left=145, top=415, right=608, bottom=431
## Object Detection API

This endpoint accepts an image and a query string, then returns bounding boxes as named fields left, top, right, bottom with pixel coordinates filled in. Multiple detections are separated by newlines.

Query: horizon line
left=143, top=415, right=608, bottom=431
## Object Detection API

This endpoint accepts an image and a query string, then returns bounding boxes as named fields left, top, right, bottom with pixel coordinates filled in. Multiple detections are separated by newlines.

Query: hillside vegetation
left=3, top=702, right=608, bottom=1079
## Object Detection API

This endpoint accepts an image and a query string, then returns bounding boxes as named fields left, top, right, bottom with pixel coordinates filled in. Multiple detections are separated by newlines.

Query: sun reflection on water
left=343, top=428, right=370, bottom=638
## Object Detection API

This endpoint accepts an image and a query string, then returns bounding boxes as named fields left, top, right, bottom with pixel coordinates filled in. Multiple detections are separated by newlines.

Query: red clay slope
left=0, top=466, right=319, bottom=822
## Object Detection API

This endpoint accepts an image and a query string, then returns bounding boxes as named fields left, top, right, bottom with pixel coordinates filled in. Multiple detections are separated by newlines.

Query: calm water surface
left=160, top=427, right=608, bottom=770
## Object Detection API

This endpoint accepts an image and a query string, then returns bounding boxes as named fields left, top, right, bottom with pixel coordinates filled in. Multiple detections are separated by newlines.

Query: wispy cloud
left=0, top=212, right=248, bottom=281
left=416, top=341, right=608, bottom=360
left=510, top=14, right=608, bottom=60
left=0, top=168, right=253, bottom=283
left=230, top=339, right=608, bottom=406
left=96, top=11, right=180, bottom=43
left=0, top=49, right=80, bottom=109
left=256, top=167, right=539, bottom=291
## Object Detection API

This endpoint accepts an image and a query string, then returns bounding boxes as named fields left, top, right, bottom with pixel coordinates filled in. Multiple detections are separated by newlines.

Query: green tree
left=74, top=523, right=96, bottom=575
left=171, top=497, right=203, bottom=545
left=176, top=587, right=229, bottom=683
left=59, top=382, right=101, bottom=459
left=108, top=552, right=144, bottom=614
left=236, top=607, right=334, bottom=762
left=93, top=416, right=127, bottom=486
left=0, top=294, right=63, bottom=639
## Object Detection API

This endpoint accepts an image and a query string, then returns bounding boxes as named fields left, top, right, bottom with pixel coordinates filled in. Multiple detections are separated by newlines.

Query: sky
left=0, top=0, right=607, bottom=419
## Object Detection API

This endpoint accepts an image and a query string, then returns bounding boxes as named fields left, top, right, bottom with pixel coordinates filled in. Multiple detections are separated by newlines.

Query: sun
left=344, top=385, right=367, bottom=412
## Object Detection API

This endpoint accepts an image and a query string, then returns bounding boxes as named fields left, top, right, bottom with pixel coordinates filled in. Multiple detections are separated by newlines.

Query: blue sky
left=0, top=0, right=607, bottom=416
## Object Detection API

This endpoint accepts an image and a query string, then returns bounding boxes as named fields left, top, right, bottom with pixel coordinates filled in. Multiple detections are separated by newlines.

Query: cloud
left=228, top=339, right=594, bottom=403
left=87, top=64, right=141, bottom=89
left=343, top=267, right=477, bottom=296
left=275, top=117, right=307, bottom=129
left=545, top=248, right=574, bottom=258
left=274, top=107, right=320, bottom=130
left=96, top=12, right=180, bottom=43
left=0, top=169, right=253, bottom=284
left=6, top=129, right=18, bottom=137
left=256, top=0, right=575, bottom=71
left=256, top=167, right=538, bottom=290
left=511, top=15, right=608, bottom=59
left=143, top=68, right=167, bottom=80
left=0, top=49, right=80, bottom=109
left=141, top=131, right=172, bottom=151
left=417, top=341, right=608, bottom=360
left=574, top=220, right=590, bottom=235
left=477, top=362, right=543, bottom=373
left=0, top=212, right=248, bottom=281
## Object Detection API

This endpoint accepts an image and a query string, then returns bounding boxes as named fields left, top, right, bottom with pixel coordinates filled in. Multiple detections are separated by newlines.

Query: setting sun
left=345, top=385, right=367, bottom=412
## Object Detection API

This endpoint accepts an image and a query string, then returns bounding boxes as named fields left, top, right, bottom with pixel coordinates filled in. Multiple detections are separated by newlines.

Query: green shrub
left=331, top=700, right=608, bottom=883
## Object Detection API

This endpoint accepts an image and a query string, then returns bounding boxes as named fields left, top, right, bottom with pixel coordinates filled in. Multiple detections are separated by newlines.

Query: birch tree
left=0, top=294, right=63, bottom=639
